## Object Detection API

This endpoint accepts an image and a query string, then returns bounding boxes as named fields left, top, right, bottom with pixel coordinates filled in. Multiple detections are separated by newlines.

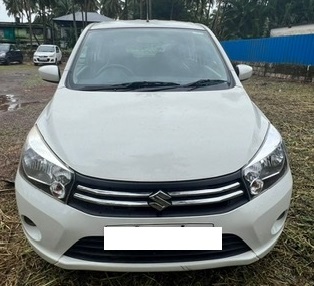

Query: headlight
left=20, top=126, right=74, bottom=202
left=243, top=125, right=288, bottom=197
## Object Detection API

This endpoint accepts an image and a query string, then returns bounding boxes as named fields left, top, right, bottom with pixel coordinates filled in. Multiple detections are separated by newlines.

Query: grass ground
left=0, top=65, right=313, bottom=286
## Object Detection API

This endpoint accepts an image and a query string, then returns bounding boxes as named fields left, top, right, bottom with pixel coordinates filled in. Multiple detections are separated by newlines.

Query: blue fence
left=221, top=34, right=314, bottom=66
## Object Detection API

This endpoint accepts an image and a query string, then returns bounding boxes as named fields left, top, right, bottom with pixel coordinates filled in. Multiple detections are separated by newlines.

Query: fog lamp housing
left=50, top=181, right=66, bottom=199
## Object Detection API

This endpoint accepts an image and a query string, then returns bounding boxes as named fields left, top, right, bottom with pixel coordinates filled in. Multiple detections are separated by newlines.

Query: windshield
left=68, top=28, right=231, bottom=91
left=37, top=46, right=55, bottom=53
left=0, top=44, right=10, bottom=52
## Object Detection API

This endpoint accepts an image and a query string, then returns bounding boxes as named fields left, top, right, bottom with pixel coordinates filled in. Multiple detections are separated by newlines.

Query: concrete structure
left=270, top=24, right=314, bottom=37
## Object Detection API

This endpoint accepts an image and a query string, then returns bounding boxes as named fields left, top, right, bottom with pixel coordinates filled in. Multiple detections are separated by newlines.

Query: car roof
left=90, top=20, right=205, bottom=31
left=38, top=44, right=57, bottom=47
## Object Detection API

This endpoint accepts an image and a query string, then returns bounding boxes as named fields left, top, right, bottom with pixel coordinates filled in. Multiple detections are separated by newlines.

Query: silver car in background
left=33, top=44, right=62, bottom=65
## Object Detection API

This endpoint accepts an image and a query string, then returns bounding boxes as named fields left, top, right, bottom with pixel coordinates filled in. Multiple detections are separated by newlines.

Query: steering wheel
left=97, top=64, right=134, bottom=81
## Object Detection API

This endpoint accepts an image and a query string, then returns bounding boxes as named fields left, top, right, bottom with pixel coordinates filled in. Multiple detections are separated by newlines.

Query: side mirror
left=235, top=64, right=253, bottom=81
left=38, top=65, right=61, bottom=83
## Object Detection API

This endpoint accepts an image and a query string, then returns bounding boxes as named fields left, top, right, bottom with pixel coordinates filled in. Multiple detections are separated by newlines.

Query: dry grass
left=0, top=66, right=313, bottom=286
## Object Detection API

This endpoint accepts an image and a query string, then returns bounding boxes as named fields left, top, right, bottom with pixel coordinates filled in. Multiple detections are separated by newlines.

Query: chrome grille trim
left=74, top=189, right=243, bottom=207
left=169, top=182, right=240, bottom=197
left=76, top=182, right=240, bottom=198
left=73, top=193, right=148, bottom=207
left=172, top=190, right=244, bottom=206
left=77, top=185, right=152, bottom=197
left=69, top=171, right=249, bottom=216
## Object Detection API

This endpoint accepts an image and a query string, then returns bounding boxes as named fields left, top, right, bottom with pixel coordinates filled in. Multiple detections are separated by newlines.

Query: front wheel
left=34, top=62, right=38, bottom=66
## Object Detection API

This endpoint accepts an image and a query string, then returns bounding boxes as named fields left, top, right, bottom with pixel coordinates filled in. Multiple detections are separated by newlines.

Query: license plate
left=104, top=225, right=222, bottom=250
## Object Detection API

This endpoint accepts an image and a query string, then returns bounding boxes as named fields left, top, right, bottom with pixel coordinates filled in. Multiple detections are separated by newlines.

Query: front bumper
left=33, top=57, right=56, bottom=64
left=15, top=170, right=292, bottom=272
left=0, top=57, right=8, bottom=64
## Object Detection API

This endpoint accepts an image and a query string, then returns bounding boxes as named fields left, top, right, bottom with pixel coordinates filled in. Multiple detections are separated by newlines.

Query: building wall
left=221, top=34, right=314, bottom=66
left=270, top=24, right=314, bottom=37
left=0, top=23, right=49, bottom=46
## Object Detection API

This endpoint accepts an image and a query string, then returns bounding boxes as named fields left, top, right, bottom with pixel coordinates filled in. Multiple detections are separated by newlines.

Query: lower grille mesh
left=64, top=234, right=251, bottom=263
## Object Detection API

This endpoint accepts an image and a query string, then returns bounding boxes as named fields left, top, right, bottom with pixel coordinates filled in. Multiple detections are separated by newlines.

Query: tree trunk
left=81, top=10, right=84, bottom=28
left=139, top=0, right=143, bottom=19
left=170, top=0, right=174, bottom=20
left=23, top=0, right=33, bottom=48
left=85, top=0, right=88, bottom=27
left=41, top=1, right=47, bottom=43
left=212, top=0, right=222, bottom=32
left=72, top=0, right=78, bottom=42
left=133, top=0, right=136, bottom=19
left=125, top=0, right=129, bottom=19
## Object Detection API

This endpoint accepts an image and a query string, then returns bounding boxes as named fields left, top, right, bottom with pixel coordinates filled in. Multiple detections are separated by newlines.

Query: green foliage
left=211, top=0, right=314, bottom=40
left=3, top=0, right=314, bottom=42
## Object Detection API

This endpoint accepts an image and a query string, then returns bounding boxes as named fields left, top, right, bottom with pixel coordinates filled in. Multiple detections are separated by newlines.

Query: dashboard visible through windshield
left=67, top=27, right=232, bottom=91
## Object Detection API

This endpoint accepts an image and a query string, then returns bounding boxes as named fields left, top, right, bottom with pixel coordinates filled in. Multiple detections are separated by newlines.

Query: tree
left=22, top=0, right=37, bottom=48
left=100, top=0, right=121, bottom=19
left=211, top=0, right=269, bottom=40
left=3, top=0, right=23, bottom=21
left=35, top=0, right=57, bottom=43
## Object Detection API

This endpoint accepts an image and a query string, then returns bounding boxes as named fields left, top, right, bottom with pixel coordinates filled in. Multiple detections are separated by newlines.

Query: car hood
left=37, top=87, right=269, bottom=181
left=34, top=52, right=55, bottom=56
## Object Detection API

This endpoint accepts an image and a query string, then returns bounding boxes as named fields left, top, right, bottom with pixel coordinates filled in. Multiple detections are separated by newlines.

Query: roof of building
left=270, top=23, right=314, bottom=37
left=53, top=12, right=112, bottom=24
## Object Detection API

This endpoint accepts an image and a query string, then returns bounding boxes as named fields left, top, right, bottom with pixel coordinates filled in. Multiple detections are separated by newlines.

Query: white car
left=15, top=20, right=293, bottom=272
left=33, top=44, right=62, bottom=65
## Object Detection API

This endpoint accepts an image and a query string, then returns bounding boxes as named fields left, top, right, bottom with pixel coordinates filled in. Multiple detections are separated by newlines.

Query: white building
left=270, top=24, right=314, bottom=37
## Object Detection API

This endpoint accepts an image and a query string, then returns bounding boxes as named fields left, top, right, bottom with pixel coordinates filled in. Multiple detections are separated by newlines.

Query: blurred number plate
left=104, top=226, right=222, bottom=250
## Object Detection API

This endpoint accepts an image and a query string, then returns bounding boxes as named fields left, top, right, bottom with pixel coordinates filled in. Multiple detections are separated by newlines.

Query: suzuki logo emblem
left=148, top=190, right=172, bottom=211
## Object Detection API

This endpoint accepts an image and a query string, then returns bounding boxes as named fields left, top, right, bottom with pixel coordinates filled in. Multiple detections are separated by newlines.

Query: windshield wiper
left=78, top=81, right=180, bottom=91
left=181, top=79, right=229, bottom=90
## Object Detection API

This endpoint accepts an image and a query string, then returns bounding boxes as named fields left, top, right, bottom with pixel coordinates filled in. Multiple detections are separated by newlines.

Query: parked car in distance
left=0, top=43, right=23, bottom=65
left=33, top=44, right=62, bottom=65
left=16, top=20, right=293, bottom=272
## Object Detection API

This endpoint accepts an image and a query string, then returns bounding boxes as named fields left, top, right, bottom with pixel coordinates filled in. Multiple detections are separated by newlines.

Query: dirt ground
left=0, top=64, right=57, bottom=181
left=0, top=63, right=313, bottom=286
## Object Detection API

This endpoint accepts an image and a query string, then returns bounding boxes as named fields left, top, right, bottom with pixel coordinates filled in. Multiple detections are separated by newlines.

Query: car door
left=8, top=44, right=21, bottom=63
left=10, top=45, right=18, bottom=62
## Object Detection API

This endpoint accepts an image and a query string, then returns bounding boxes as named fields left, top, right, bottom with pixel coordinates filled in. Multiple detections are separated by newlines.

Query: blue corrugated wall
left=221, top=34, right=314, bottom=66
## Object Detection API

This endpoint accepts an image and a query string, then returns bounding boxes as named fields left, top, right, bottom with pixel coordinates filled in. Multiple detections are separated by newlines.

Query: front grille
left=67, top=171, right=249, bottom=217
left=64, top=234, right=251, bottom=263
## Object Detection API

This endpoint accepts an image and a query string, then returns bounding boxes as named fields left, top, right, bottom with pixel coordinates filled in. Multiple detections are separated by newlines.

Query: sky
left=0, top=0, right=15, bottom=22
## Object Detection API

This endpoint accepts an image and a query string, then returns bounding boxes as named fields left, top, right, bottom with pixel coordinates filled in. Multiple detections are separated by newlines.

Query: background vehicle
left=33, top=44, right=62, bottom=65
left=0, top=43, right=23, bottom=65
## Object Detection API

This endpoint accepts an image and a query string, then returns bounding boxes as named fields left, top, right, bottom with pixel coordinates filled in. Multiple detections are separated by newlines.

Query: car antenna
left=146, top=0, right=149, bottom=22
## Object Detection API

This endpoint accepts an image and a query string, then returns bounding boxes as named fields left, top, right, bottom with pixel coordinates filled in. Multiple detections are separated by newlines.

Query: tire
left=34, top=63, right=38, bottom=66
